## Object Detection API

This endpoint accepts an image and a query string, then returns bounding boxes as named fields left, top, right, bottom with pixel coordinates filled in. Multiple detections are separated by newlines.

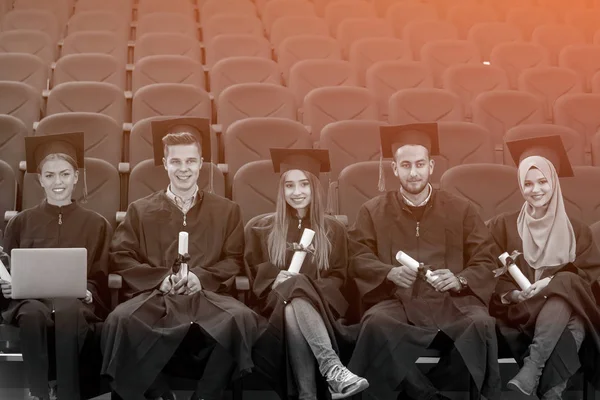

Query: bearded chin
left=401, top=180, right=427, bottom=195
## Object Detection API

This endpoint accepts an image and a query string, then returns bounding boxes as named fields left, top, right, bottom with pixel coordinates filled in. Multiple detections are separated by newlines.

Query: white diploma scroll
left=395, top=251, right=438, bottom=283
left=288, top=229, right=316, bottom=274
left=175, top=232, right=189, bottom=281
left=0, top=258, right=11, bottom=283
left=499, top=252, right=531, bottom=290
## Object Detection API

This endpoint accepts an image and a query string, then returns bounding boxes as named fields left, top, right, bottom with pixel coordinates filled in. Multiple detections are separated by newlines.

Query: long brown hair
left=266, top=170, right=332, bottom=271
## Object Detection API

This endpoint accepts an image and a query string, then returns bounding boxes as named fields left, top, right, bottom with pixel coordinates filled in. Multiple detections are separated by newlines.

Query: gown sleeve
left=244, top=217, right=281, bottom=301
left=87, top=216, right=113, bottom=312
left=189, top=203, right=244, bottom=294
left=487, top=214, right=520, bottom=298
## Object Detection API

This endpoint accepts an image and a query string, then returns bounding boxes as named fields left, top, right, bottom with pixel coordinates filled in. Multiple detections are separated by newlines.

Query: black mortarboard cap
left=151, top=117, right=211, bottom=166
left=270, top=148, right=331, bottom=177
left=380, top=123, right=440, bottom=158
left=25, top=132, right=84, bottom=174
left=506, top=134, right=574, bottom=178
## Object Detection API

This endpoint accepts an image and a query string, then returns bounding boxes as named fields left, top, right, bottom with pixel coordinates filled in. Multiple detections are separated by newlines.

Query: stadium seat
left=270, top=16, right=329, bottom=49
left=53, top=54, right=125, bottom=90
left=324, top=0, right=376, bottom=37
left=560, top=166, right=600, bottom=225
left=592, top=132, right=600, bottom=166
left=565, top=9, right=600, bottom=43
left=467, top=22, right=522, bottom=62
left=0, top=53, right=48, bottom=94
left=1, top=9, right=60, bottom=43
left=446, top=3, right=498, bottom=39
left=506, top=6, right=556, bottom=40
left=22, top=158, right=120, bottom=225
left=472, top=90, right=545, bottom=146
left=277, top=35, right=342, bottom=83
left=439, top=164, right=522, bottom=222
left=303, top=86, right=378, bottom=141
left=348, top=37, right=409, bottom=86
left=136, top=12, right=198, bottom=40
left=531, top=24, right=585, bottom=66
left=0, top=81, right=41, bottom=133
left=559, top=45, right=600, bottom=93
left=288, top=59, right=357, bottom=106
left=205, top=34, right=271, bottom=68
left=66, top=11, right=129, bottom=39
left=319, top=120, right=385, bottom=180
left=216, top=83, right=297, bottom=133
left=591, top=220, right=600, bottom=247
left=336, top=160, right=398, bottom=226
left=0, top=115, right=27, bottom=175
left=200, top=0, right=257, bottom=27
left=428, top=0, right=478, bottom=18
left=223, top=117, right=312, bottom=193
left=0, top=160, right=17, bottom=230
left=75, top=0, right=133, bottom=17
left=134, top=32, right=202, bottom=63
left=388, top=88, right=464, bottom=125
left=366, top=60, right=434, bottom=120
left=0, top=30, right=55, bottom=66
left=442, top=64, right=509, bottom=119
left=210, top=57, right=281, bottom=101
left=12, top=0, right=69, bottom=31
left=421, top=39, right=480, bottom=88
left=231, top=160, right=280, bottom=224
left=36, top=112, right=122, bottom=167
left=132, top=55, right=205, bottom=94
left=203, top=15, right=264, bottom=43
left=490, top=42, right=549, bottom=90
left=131, top=83, right=212, bottom=124
left=47, top=82, right=126, bottom=127
left=482, top=0, right=534, bottom=20
left=128, top=159, right=225, bottom=204
left=61, top=31, right=127, bottom=66
left=336, top=18, right=394, bottom=58
left=504, top=124, right=585, bottom=167
left=518, top=66, right=582, bottom=123
left=538, top=0, right=587, bottom=21
left=554, top=93, right=600, bottom=148
left=136, top=0, right=195, bottom=18
left=385, top=2, right=438, bottom=39
left=262, top=0, right=316, bottom=35
left=403, top=20, right=458, bottom=61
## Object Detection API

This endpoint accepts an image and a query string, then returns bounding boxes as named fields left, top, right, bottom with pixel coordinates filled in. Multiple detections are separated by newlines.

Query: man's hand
left=82, top=290, right=93, bottom=304
left=0, top=280, right=11, bottom=299
left=387, top=266, right=417, bottom=288
left=185, top=272, right=202, bottom=295
left=506, top=290, right=528, bottom=303
left=273, top=270, right=297, bottom=289
left=159, top=275, right=173, bottom=294
left=430, top=269, right=462, bottom=292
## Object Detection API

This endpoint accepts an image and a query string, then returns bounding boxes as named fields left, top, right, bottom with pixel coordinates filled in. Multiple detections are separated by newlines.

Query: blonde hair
left=266, top=170, right=332, bottom=271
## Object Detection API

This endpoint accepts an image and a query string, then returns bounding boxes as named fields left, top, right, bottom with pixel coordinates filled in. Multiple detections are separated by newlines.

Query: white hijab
left=516, top=156, right=576, bottom=272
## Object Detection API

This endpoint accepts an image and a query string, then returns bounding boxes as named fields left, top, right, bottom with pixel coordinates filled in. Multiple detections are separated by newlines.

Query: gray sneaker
left=325, top=365, right=370, bottom=399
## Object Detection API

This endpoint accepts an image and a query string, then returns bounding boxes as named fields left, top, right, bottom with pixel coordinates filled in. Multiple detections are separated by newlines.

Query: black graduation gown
left=488, top=211, right=600, bottom=395
left=245, top=213, right=354, bottom=398
left=347, top=190, right=501, bottom=400
left=101, top=191, right=262, bottom=400
left=2, top=200, right=112, bottom=399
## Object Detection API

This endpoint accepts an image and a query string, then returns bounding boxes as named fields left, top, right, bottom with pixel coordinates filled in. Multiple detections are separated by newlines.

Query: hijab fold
left=516, top=156, right=576, bottom=272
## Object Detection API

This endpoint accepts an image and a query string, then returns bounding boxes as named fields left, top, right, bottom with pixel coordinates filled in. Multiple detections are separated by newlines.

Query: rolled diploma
left=498, top=252, right=531, bottom=290
left=175, top=232, right=189, bottom=281
left=395, top=251, right=438, bottom=282
left=288, top=228, right=316, bottom=273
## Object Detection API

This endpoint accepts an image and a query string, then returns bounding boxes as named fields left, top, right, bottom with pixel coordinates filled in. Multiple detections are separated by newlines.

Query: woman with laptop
left=245, top=149, right=369, bottom=400
left=0, top=132, right=112, bottom=400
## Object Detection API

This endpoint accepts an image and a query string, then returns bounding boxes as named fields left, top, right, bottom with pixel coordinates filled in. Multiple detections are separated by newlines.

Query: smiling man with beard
left=101, top=117, right=262, bottom=400
left=346, top=123, right=502, bottom=400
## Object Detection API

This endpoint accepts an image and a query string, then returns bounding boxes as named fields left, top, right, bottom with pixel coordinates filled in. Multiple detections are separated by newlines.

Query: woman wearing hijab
left=488, top=135, right=600, bottom=400
left=1, top=132, right=111, bottom=400
left=246, top=149, right=369, bottom=400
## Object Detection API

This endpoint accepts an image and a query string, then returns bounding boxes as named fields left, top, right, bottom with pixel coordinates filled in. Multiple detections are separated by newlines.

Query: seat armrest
left=108, top=273, right=123, bottom=289
left=235, top=276, right=249, bottom=292
left=334, top=215, right=348, bottom=227
left=116, top=211, right=127, bottom=223
left=118, top=162, right=130, bottom=174
left=4, top=211, right=18, bottom=222
left=217, top=163, right=228, bottom=174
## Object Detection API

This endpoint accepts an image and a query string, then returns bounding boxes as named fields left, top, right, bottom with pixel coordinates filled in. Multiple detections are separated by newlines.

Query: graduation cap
left=25, top=132, right=88, bottom=201
left=378, top=123, right=440, bottom=191
left=151, top=117, right=215, bottom=192
left=269, top=148, right=331, bottom=177
left=151, top=117, right=211, bottom=166
left=506, top=135, right=574, bottom=178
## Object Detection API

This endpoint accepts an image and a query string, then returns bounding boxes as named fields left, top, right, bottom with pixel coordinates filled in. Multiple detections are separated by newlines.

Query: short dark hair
left=162, top=132, right=201, bottom=158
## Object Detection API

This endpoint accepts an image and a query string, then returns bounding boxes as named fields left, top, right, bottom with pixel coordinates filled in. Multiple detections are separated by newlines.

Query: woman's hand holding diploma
left=273, top=270, right=297, bottom=289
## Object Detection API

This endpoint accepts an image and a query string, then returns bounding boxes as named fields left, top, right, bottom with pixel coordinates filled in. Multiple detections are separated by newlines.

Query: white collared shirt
left=400, top=183, right=433, bottom=207
left=166, top=185, right=198, bottom=214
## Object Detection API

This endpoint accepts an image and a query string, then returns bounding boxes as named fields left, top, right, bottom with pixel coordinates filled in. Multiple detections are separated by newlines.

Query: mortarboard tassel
left=378, top=153, right=386, bottom=192
left=325, top=176, right=334, bottom=215
left=208, top=162, right=214, bottom=194
left=81, top=167, right=89, bottom=203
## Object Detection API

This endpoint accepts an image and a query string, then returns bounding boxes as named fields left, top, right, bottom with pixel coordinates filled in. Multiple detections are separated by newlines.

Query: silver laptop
left=10, top=248, right=87, bottom=299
